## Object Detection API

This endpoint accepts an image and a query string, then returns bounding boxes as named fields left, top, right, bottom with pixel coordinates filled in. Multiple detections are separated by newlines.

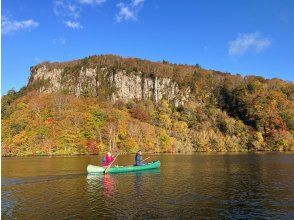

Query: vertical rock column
left=153, top=76, right=158, bottom=104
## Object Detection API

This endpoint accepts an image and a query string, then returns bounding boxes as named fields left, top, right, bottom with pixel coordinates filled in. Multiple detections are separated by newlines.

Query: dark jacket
left=135, top=154, right=143, bottom=165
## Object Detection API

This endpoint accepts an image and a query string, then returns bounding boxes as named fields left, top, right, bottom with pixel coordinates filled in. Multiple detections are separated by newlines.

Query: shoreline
left=2, top=150, right=294, bottom=158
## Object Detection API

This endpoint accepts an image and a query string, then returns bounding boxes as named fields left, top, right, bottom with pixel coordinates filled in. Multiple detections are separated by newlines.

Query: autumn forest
left=1, top=55, right=294, bottom=156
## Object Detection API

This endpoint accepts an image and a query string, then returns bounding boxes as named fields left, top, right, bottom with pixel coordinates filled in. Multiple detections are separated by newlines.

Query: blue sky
left=2, top=0, right=294, bottom=94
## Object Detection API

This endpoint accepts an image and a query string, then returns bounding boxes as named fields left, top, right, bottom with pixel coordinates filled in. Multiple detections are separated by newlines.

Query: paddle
left=141, top=157, right=150, bottom=163
left=104, top=154, right=119, bottom=174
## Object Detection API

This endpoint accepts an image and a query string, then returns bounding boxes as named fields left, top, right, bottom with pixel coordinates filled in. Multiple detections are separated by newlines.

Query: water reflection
left=86, top=169, right=161, bottom=218
left=135, top=172, right=143, bottom=196
left=2, top=154, right=294, bottom=219
left=86, top=169, right=160, bottom=197
left=87, top=174, right=116, bottom=200
left=1, top=189, right=17, bottom=219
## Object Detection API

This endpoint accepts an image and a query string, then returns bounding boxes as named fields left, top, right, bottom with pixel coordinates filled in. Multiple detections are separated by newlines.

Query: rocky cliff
left=3, top=54, right=293, bottom=156
left=29, top=63, right=192, bottom=107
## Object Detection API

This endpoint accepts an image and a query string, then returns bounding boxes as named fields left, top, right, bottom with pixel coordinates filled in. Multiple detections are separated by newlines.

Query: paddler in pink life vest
left=102, top=152, right=115, bottom=167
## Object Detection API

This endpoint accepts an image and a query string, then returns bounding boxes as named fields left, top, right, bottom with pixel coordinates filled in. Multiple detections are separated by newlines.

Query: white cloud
left=78, top=0, right=106, bottom=5
left=116, top=0, right=144, bottom=23
left=53, top=0, right=81, bottom=19
left=52, top=0, right=145, bottom=27
left=53, top=0, right=105, bottom=29
left=52, top=37, right=66, bottom=44
left=53, top=0, right=82, bottom=29
left=116, top=3, right=136, bottom=22
left=132, top=0, right=144, bottom=7
left=2, top=15, right=39, bottom=35
left=65, top=20, right=83, bottom=29
left=228, top=32, right=271, bottom=56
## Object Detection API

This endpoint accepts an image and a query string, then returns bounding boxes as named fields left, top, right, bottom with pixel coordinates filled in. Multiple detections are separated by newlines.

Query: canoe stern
left=87, top=164, right=105, bottom=173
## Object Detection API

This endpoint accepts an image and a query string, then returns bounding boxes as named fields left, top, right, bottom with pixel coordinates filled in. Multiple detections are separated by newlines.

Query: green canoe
left=87, top=161, right=161, bottom=174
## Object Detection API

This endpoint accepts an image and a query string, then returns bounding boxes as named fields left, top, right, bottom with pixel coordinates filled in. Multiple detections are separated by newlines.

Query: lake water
left=2, top=153, right=294, bottom=219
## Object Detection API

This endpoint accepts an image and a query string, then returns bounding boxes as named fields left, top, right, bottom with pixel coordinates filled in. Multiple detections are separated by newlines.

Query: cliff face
left=29, top=64, right=191, bottom=106
left=3, top=55, right=293, bottom=156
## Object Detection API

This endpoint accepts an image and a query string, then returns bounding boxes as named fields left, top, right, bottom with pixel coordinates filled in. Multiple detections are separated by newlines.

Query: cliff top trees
left=2, top=55, right=294, bottom=156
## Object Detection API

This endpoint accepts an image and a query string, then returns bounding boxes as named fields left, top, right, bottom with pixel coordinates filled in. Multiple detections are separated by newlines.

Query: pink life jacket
left=102, top=155, right=114, bottom=167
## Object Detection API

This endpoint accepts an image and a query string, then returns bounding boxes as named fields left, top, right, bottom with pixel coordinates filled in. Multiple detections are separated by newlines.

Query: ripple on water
left=2, top=154, right=294, bottom=219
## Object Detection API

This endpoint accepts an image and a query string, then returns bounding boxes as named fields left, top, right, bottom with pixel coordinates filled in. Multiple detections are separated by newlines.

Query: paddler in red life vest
left=102, top=152, right=115, bottom=167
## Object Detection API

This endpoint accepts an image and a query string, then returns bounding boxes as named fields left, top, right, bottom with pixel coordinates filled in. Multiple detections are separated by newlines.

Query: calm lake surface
left=2, top=153, right=294, bottom=219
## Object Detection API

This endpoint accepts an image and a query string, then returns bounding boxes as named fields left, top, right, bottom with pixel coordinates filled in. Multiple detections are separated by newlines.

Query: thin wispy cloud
left=34, top=57, right=42, bottom=63
left=52, top=0, right=145, bottom=27
left=53, top=0, right=81, bottom=19
left=65, top=21, right=83, bottom=29
left=52, top=37, right=66, bottom=45
left=228, top=32, right=271, bottom=56
left=132, top=0, right=144, bottom=7
left=116, top=0, right=144, bottom=23
left=53, top=0, right=82, bottom=29
left=78, top=0, right=106, bottom=5
left=2, top=14, right=39, bottom=35
left=53, top=0, right=106, bottom=29
left=116, top=3, right=136, bottom=22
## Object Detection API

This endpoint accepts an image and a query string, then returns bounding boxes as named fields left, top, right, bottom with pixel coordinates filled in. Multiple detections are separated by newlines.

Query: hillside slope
left=2, top=55, right=294, bottom=156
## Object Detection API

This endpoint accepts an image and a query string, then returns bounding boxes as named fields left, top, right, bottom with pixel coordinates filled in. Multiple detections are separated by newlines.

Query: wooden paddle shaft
left=104, top=154, right=119, bottom=173
left=141, top=157, right=150, bottom=163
